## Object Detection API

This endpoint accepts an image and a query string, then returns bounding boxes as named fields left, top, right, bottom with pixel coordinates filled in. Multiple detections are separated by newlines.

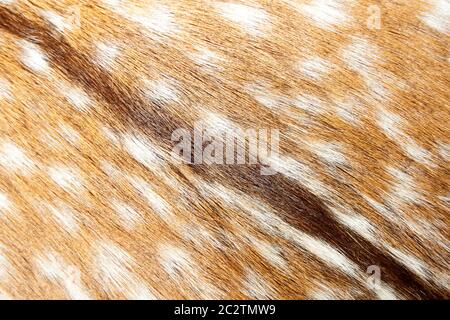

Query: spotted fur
left=0, top=0, right=448, bottom=299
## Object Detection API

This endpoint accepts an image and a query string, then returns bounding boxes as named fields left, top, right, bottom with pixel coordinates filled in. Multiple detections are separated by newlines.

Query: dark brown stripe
left=193, top=164, right=449, bottom=299
left=0, top=7, right=446, bottom=299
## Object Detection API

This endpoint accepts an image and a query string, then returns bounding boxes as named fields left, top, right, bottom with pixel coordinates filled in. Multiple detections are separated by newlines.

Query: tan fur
left=0, top=0, right=448, bottom=299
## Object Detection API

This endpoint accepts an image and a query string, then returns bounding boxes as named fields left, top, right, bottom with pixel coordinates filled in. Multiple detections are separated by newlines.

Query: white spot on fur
left=310, top=290, right=335, bottom=300
left=41, top=10, right=75, bottom=33
left=421, top=0, right=449, bottom=33
left=127, top=283, right=158, bottom=300
left=35, top=252, right=91, bottom=299
left=95, top=240, right=158, bottom=299
left=58, top=83, right=91, bottom=111
left=58, top=124, right=81, bottom=145
left=404, top=138, right=435, bottom=167
left=367, top=77, right=389, bottom=100
left=254, top=94, right=280, bottom=109
left=335, top=96, right=360, bottom=124
left=0, top=192, right=11, bottom=214
left=48, top=166, right=83, bottom=193
left=100, top=160, right=122, bottom=179
left=0, top=289, right=11, bottom=300
left=342, top=38, right=390, bottom=100
left=294, top=94, right=325, bottom=114
left=0, top=0, right=15, bottom=4
left=363, top=194, right=396, bottom=222
left=196, top=181, right=237, bottom=207
left=101, top=127, right=120, bottom=146
left=112, top=200, right=142, bottom=230
left=0, top=141, right=35, bottom=173
left=0, top=79, right=12, bottom=101
left=192, top=47, right=224, bottom=72
left=386, top=167, right=423, bottom=205
left=377, top=110, right=435, bottom=166
left=292, top=232, right=358, bottom=276
left=200, top=112, right=240, bottom=136
left=19, top=40, right=49, bottom=74
left=342, top=37, right=377, bottom=76
left=215, top=2, right=270, bottom=36
left=110, top=3, right=179, bottom=40
left=362, top=194, right=405, bottom=227
left=61, top=268, right=90, bottom=299
left=268, top=155, right=331, bottom=198
left=95, top=241, right=133, bottom=286
left=0, top=249, right=12, bottom=281
left=387, top=245, right=430, bottom=281
left=245, top=82, right=287, bottom=109
left=144, top=78, right=179, bottom=103
left=377, top=108, right=405, bottom=140
left=157, top=240, right=221, bottom=298
left=298, top=0, right=350, bottom=29
left=180, top=222, right=222, bottom=248
left=128, top=176, right=172, bottom=219
left=408, top=218, right=447, bottom=245
left=138, top=5, right=179, bottom=36
left=298, top=57, right=331, bottom=80
left=40, top=131, right=62, bottom=149
left=95, top=42, right=119, bottom=69
left=242, top=269, right=274, bottom=299
left=123, top=133, right=164, bottom=169
left=437, top=141, right=450, bottom=160
left=158, top=244, right=191, bottom=277
left=310, top=282, right=340, bottom=299
left=306, top=141, right=347, bottom=165
left=372, top=283, right=399, bottom=300
left=102, top=0, right=121, bottom=6
left=247, top=236, right=287, bottom=269
left=36, top=252, right=65, bottom=280
left=49, top=203, right=80, bottom=234
left=333, top=208, right=377, bottom=242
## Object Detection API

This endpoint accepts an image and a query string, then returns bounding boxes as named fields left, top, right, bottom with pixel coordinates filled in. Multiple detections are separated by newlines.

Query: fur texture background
left=0, top=0, right=448, bottom=299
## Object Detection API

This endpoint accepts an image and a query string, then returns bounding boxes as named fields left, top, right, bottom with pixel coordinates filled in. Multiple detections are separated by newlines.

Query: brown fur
left=0, top=0, right=448, bottom=299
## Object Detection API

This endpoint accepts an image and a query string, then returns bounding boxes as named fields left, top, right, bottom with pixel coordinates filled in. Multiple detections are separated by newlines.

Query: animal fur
left=0, top=0, right=448, bottom=299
